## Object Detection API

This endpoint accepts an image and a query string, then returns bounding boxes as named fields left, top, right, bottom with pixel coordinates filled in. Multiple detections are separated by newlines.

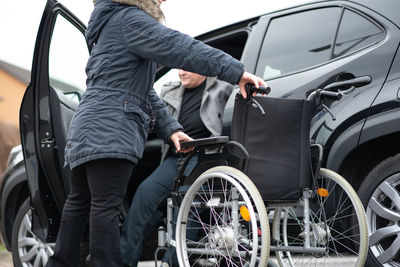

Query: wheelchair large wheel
left=272, top=168, right=368, bottom=267
left=176, top=166, right=270, bottom=267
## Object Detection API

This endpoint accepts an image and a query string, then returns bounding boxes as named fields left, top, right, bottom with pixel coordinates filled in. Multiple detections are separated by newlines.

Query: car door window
left=48, top=14, right=88, bottom=102
left=256, top=7, right=341, bottom=80
left=333, top=9, right=384, bottom=58
left=154, top=69, right=180, bottom=94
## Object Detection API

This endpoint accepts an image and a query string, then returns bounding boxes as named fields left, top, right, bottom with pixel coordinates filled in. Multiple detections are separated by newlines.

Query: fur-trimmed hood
left=87, top=0, right=164, bottom=47
left=92, top=0, right=164, bottom=22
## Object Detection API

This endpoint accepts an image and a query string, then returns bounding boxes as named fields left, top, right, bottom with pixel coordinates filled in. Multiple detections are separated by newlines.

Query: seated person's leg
left=120, top=155, right=198, bottom=267
left=161, top=157, right=199, bottom=267
left=120, top=157, right=179, bottom=266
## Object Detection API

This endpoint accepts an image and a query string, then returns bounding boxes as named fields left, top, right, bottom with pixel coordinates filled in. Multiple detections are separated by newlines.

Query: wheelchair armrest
left=180, top=136, right=229, bottom=150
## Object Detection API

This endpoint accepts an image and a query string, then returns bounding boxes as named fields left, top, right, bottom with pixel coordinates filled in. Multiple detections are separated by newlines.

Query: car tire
left=11, top=199, right=90, bottom=267
left=11, top=198, right=55, bottom=267
left=358, top=153, right=400, bottom=267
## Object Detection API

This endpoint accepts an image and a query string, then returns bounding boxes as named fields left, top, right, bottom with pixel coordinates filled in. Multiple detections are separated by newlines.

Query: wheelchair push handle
left=320, top=75, right=372, bottom=100
left=245, top=83, right=271, bottom=97
left=318, top=90, right=342, bottom=101
left=309, top=75, right=371, bottom=103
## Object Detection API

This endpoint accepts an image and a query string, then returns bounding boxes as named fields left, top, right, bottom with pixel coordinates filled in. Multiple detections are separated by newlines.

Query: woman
left=45, top=0, right=266, bottom=266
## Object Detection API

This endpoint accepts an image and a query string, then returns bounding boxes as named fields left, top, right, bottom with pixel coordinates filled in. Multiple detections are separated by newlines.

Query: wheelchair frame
left=155, top=139, right=368, bottom=267
left=154, top=83, right=370, bottom=267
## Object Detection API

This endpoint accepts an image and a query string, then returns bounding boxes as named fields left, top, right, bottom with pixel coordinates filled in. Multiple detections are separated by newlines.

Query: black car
left=1, top=0, right=400, bottom=266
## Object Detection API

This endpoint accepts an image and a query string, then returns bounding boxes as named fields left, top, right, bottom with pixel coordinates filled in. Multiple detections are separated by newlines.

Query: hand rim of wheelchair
left=175, top=166, right=270, bottom=267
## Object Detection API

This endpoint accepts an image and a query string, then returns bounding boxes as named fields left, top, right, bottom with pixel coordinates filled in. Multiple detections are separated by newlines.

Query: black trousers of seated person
left=45, top=158, right=135, bottom=267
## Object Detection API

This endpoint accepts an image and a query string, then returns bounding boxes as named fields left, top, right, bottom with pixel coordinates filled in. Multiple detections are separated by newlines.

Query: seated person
left=120, top=69, right=234, bottom=267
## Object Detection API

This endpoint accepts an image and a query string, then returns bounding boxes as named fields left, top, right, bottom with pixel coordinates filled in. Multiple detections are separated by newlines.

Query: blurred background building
left=0, top=60, right=27, bottom=174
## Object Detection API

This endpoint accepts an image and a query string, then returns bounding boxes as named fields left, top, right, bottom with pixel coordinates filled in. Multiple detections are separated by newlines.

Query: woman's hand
left=238, top=71, right=267, bottom=99
left=170, top=131, right=193, bottom=153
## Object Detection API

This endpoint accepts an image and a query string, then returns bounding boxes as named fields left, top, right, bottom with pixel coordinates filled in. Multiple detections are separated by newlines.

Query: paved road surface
left=0, top=252, right=12, bottom=267
left=0, top=251, right=157, bottom=267
left=0, top=251, right=358, bottom=266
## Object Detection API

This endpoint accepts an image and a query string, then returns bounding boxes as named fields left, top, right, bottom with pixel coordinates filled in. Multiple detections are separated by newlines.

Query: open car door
left=19, top=0, right=89, bottom=242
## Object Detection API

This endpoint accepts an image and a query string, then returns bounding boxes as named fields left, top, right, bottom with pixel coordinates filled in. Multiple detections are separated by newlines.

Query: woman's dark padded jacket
left=64, top=0, right=245, bottom=169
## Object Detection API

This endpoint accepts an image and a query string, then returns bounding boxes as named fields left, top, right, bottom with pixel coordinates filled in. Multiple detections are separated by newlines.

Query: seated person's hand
left=170, top=131, right=193, bottom=153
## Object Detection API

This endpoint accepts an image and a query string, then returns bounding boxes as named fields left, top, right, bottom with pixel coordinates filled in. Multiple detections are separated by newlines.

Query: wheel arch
left=336, top=132, right=400, bottom=191
left=326, top=107, right=400, bottom=190
left=0, top=165, right=29, bottom=250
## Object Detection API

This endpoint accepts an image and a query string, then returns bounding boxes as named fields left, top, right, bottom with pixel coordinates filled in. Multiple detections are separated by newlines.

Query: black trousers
left=45, top=158, right=135, bottom=267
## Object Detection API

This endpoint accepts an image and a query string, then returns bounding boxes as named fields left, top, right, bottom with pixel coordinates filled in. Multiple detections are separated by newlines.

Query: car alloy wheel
left=12, top=199, right=55, bottom=267
left=358, top=154, right=400, bottom=267
left=367, top=173, right=400, bottom=266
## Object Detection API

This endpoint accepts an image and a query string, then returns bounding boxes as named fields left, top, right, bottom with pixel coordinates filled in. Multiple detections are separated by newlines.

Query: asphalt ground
left=0, top=252, right=12, bottom=267
left=0, top=251, right=358, bottom=266
left=0, top=251, right=157, bottom=267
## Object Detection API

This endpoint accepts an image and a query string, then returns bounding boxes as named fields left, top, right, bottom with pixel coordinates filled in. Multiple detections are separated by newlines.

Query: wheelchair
left=156, top=81, right=369, bottom=267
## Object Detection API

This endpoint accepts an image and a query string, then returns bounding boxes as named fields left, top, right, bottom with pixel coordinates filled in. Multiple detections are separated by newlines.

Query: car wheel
left=358, top=153, right=400, bottom=267
left=11, top=198, right=55, bottom=267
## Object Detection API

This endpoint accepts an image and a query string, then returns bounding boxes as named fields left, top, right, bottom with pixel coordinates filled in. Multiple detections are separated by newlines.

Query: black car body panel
left=0, top=154, right=27, bottom=250
left=358, top=45, right=400, bottom=146
left=354, top=0, right=400, bottom=27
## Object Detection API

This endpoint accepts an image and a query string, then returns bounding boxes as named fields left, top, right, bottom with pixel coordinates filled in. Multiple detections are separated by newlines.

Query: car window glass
left=333, top=9, right=384, bottom=58
left=48, top=14, right=88, bottom=101
left=256, top=7, right=340, bottom=80
left=154, top=69, right=180, bottom=95
left=153, top=29, right=249, bottom=95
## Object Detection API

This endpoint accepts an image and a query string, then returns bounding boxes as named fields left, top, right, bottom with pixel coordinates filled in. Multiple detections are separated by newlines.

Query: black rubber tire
left=358, top=153, right=400, bottom=267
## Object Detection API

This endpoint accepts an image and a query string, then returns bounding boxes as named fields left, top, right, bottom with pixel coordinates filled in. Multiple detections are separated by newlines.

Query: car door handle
left=323, top=75, right=372, bottom=92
